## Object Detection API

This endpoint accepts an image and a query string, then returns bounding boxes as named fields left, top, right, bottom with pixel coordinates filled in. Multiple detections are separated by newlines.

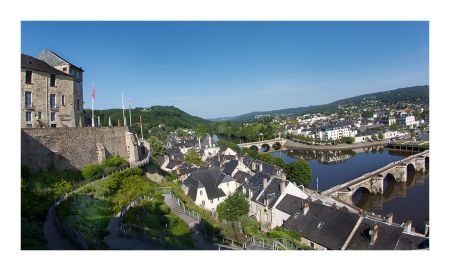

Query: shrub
left=82, top=164, right=104, bottom=180
left=50, top=179, right=73, bottom=199
left=216, top=192, right=249, bottom=222
left=101, top=155, right=127, bottom=168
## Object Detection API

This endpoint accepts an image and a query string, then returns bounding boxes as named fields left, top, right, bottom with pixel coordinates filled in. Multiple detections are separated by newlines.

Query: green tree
left=389, top=123, right=399, bottom=131
left=378, top=133, right=384, bottom=140
left=340, top=137, right=355, bottom=144
left=184, top=149, right=204, bottom=166
left=371, top=134, right=378, bottom=141
left=147, top=136, right=166, bottom=158
left=216, top=192, right=250, bottom=222
left=284, top=159, right=312, bottom=187
left=361, top=111, right=373, bottom=119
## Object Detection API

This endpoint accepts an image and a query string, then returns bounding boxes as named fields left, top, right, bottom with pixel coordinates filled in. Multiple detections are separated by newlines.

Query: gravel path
left=43, top=205, right=77, bottom=250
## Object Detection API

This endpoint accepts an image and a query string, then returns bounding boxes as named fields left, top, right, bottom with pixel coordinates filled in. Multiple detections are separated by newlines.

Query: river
left=271, top=148, right=429, bottom=232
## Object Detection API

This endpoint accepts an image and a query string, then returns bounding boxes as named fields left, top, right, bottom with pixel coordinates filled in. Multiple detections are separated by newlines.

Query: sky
left=21, top=21, right=429, bottom=119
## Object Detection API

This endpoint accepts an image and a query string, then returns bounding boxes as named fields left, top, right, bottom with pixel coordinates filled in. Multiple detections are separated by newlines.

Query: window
left=61, top=95, right=65, bottom=106
left=50, top=74, right=56, bottom=87
left=25, top=70, right=32, bottom=84
left=51, top=124, right=56, bottom=128
left=50, top=94, right=56, bottom=109
left=77, top=99, right=80, bottom=111
left=37, top=112, right=42, bottom=120
left=63, top=67, right=67, bottom=72
left=25, top=91, right=32, bottom=108
left=201, top=200, right=205, bottom=206
left=51, top=112, right=56, bottom=122
left=199, top=190, right=203, bottom=196
left=25, top=112, right=31, bottom=122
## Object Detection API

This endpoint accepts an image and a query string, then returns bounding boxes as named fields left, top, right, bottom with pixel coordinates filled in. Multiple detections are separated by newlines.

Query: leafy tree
left=184, top=149, right=204, bottom=166
left=340, top=137, right=355, bottom=144
left=147, top=136, right=166, bottom=158
left=284, top=159, right=312, bottom=186
left=361, top=111, right=373, bottom=119
left=378, top=133, right=384, bottom=140
left=389, top=123, right=399, bottom=131
left=371, top=134, right=378, bottom=141
left=216, top=192, right=250, bottom=222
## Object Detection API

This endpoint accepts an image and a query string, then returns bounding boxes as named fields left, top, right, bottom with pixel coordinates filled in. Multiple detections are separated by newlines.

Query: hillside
left=227, top=85, right=429, bottom=121
left=85, top=105, right=210, bottom=139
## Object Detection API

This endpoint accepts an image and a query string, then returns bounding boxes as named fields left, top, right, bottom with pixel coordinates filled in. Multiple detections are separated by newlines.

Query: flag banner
left=92, top=84, right=95, bottom=99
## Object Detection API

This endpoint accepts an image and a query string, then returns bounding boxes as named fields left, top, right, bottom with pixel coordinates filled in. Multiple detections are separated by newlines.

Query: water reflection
left=273, top=148, right=429, bottom=232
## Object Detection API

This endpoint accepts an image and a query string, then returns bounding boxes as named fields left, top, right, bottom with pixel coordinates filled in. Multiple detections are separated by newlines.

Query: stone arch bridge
left=238, top=139, right=287, bottom=152
left=321, top=150, right=429, bottom=204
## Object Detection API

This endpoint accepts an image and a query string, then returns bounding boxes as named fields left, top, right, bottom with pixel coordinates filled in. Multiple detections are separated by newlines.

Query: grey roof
left=166, top=159, right=182, bottom=170
left=36, top=48, right=84, bottom=71
left=395, top=233, right=429, bottom=250
left=157, top=156, right=166, bottom=167
left=318, top=120, right=353, bottom=131
left=177, top=163, right=198, bottom=176
left=233, top=171, right=253, bottom=185
left=345, top=218, right=404, bottom=250
left=242, top=172, right=271, bottom=201
left=21, top=54, right=72, bottom=77
left=166, top=147, right=182, bottom=155
left=274, top=194, right=305, bottom=215
left=205, top=156, right=221, bottom=168
left=183, top=168, right=234, bottom=200
left=284, top=201, right=360, bottom=250
left=256, top=177, right=285, bottom=208
left=222, top=160, right=238, bottom=175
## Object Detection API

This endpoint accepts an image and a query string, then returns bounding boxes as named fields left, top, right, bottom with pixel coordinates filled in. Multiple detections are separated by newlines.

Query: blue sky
left=21, top=21, right=428, bottom=119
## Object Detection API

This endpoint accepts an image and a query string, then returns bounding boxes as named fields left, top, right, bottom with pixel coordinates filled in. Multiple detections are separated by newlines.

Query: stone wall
left=21, top=127, right=139, bottom=172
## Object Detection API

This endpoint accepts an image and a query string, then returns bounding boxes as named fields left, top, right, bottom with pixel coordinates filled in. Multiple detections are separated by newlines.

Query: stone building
left=21, top=49, right=84, bottom=128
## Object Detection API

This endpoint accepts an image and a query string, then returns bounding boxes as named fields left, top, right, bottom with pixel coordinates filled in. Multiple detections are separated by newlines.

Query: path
left=43, top=206, right=77, bottom=250
left=163, top=195, right=219, bottom=250
left=104, top=213, right=164, bottom=250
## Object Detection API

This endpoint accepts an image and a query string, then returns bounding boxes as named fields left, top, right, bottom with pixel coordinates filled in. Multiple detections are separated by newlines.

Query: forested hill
left=85, top=105, right=209, bottom=139
left=227, top=85, right=429, bottom=121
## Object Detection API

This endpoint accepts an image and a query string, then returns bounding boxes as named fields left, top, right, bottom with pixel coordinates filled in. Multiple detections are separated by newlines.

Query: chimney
left=302, top=202, right=309, bottom=215
left=208, top=135, right=212, bottom=148
left=369, top=224, right=379, bottom=245
left=280, top=180, right=286, bottom=193
left=259, top=163, right=263, bottom=172
left=263, top=178, right=268, bottom=189
left=385, top=213, right=393, bottom=225
left=404, top=220, right=412, bottom=234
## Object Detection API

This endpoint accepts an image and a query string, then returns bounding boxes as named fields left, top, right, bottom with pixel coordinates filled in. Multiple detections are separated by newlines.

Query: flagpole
left=122, top=93, right=127, bottom=126
left=140, top=113, right=144, bottom=142
left=91, top=83, right=95, bottom=127
left=128, top=98, right=132, bottom=128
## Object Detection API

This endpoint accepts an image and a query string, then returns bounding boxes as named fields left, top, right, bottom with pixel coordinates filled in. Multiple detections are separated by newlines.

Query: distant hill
left=226, top=85, right=429, bottom=121
left=85, top=105, right=210, bottom=138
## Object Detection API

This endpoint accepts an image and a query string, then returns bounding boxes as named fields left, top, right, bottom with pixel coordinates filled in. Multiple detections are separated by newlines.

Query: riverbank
left=284, top=139, right=389, bottom=151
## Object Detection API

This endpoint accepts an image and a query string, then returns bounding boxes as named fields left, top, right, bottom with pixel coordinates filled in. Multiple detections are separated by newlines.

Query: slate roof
left=37, top=48, right=84, bottom=71
left=21, top=54, right=72, bottom=77
left=256, top=177, right=285, bottom=208
left=274, top=194, right=305, bottom=215
left=395, top=233, right=429, bottom=250
left=166, top=159, right=182, bottom=170
left=345, top=218, right=404, bottom=250
left=183, top=168, right=234, bottom=200
left=284, top=201, right=360, bottom=250
left=222, top=160, right=238, bottom=175
left=177, top=163, right=199, bottom=176
left=233, top=171, right=253, bottom=185
left=242, top=172, right=271, bottom=201
left=166, top=147, right=182, bottom=155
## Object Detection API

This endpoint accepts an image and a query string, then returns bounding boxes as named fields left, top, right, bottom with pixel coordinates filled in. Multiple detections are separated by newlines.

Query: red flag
left=91, top=84, right=95, bottom=99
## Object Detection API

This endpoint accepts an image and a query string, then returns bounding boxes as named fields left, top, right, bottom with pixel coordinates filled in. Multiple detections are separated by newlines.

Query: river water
left=272, top=148, right=429, bottom=231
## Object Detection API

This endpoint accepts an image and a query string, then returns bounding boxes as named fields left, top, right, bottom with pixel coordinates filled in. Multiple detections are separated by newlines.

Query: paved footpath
left=43, top=205, right=77, bottom=250
left=163, top=195, right=218, bottom=250
left=104, top=213, right=164, bottom=250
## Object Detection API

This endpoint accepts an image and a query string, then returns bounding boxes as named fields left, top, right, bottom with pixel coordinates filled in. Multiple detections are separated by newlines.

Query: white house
left=181, top=168, right=237, bottom=212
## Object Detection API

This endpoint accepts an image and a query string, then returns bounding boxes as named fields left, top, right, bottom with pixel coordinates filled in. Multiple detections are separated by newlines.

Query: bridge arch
left=249, top=145, right=259, bottom=152
left=382, top=173, right=396, bottom=193
left=261, top=143, right=271, bottom=152
left=272, top=142, right=282, bottom=150
left=352, top=186, right=371, bottom=205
